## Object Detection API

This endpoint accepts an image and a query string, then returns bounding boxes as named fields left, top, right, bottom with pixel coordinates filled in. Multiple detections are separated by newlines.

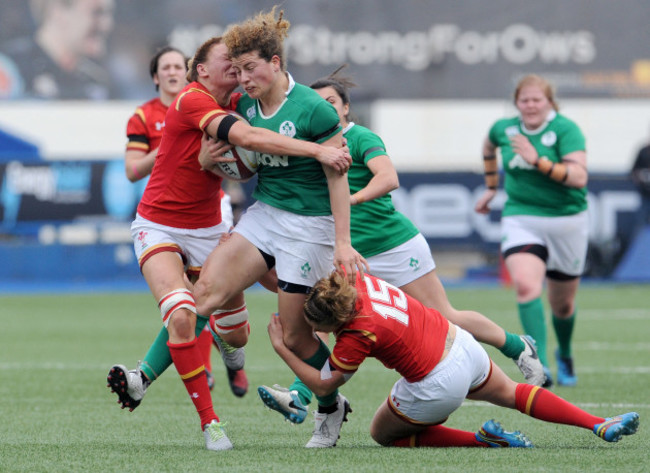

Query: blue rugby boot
left=475, top=419, right=533, bottom=448
left=594, top=412, right=640, bottom=442
left=258, top=384, right=308, bottom=424
left=555, top=349, right=577, bottom=386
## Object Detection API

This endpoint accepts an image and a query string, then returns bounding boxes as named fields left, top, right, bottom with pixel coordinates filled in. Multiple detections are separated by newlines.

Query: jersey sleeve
left=488, top=120, right=504, bottom=147
left=358, top=130, right=388, bottom=165
left=125, top=108, right=149, bottom=152
left=557, top=119, right=586, bottom=157
left=175, top=88, right=229, bottom=133
left=309, top=100, right=342, bottom=144
left=329, top=329, right=374, bottom=375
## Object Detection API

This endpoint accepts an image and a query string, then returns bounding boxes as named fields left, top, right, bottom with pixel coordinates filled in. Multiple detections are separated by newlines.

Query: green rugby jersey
left=345, top=123, right=419, bottom=258
left=489, top=111, right=587, bottom=217
left=236, top=75, right=341, bottom=216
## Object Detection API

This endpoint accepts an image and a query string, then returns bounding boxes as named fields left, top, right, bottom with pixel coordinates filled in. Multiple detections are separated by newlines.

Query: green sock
left=290, top=376, right=313, bottom=406
left=518, top=298, right=548, bottom=366
left=499, top=331, right=526, bottom=360
left=290, top=339, right=337, bottom=407
left=552, top=311, right=576, bottom=359
left=140, top=314, right=209, bottom=382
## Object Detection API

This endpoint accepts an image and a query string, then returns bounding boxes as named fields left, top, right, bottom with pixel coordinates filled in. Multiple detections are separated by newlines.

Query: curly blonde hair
left=304, top=271, right=358, bottom=328
left=223, top=5, right=290, bottom=70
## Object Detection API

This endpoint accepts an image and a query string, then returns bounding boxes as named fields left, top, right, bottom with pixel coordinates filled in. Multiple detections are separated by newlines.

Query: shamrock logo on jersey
left=279, top=120, right=296, bottom=137
left=409, top=257, right=420, bottom=271
left=301, top=262, right=312, bottom=278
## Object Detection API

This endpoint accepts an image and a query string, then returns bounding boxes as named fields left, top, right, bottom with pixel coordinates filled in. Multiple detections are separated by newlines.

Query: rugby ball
left=214, top=112, right=258, bottom=181
left=216, top=145, right=258, bottom=181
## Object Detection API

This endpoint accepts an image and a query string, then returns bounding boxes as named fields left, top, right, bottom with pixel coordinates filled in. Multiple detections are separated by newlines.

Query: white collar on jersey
left=520, top=109, right=557, bottom=135
left=342, top=122, right=355, bottom=134
left=285, top=72, right=295, bottom=96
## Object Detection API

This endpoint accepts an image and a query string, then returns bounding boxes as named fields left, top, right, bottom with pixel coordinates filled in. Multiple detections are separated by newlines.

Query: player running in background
left=258, top=66, right=545, bottom=435
left=192, top=7, right=367, bottom=449
left=107, top=36, right=351, bottom=452
left=267, top=270, right=639, bottom=448
left=475, top=74, right=589, bottom=388
left=115, top=45, right=248, bottom=398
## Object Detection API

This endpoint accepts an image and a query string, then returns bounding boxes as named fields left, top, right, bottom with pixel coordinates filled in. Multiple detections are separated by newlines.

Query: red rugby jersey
left=125, top=97, right=168, bottom=154
left=330, top=273, right=449, bottom=383
left=137, top=82, right=240, bottom=229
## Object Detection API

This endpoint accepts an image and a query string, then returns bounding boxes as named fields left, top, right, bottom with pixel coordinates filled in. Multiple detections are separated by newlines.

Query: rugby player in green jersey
left=475, top=74, right=589, bottom=388
left=193, top=7, right=367, bottom=448
left=258, top=66, right=548, bottom=436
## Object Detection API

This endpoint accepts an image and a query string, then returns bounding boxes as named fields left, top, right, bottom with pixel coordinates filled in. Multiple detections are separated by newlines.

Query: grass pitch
left=0, top=283, right=648, bottom=472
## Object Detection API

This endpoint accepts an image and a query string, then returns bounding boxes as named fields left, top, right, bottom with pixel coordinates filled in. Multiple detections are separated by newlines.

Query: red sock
left=197, top=325, right=213, bottom=373
left=168, top=338, right=217, bottom=428
left=515, top=383, right=604, bottom=429
left=391, top=425, right=484, bottom=448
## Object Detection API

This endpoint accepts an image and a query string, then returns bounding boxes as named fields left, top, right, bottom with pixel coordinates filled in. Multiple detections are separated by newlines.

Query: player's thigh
left=141, top=251, right=187, bottom=300
left=505, top=252, right=546, bottom=296
left=467, top=360, right=517, bottom=409
left=206, top=233, right=267, bottom=286
left=369, top=400, right=424, bottom=446
left=400, top=269, right=453, bottom=314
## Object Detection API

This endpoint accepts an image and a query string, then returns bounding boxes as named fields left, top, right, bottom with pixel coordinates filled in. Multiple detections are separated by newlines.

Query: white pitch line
left=575, top=342, right=650, bottom=351
left=462, top=400, right=650, bottom=410
left=579, top=309, right=650, bottom=320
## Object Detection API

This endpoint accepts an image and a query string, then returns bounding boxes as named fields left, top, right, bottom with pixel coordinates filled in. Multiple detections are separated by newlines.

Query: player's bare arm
left=267, top=314, right=345, bottom=397
left=475, top=137, right=498, bottom=214
left=351, top=155, right=399, bottom=205
left=203, top=116, right=351, bottom=173
left=323, top=158, right=369, bottom=282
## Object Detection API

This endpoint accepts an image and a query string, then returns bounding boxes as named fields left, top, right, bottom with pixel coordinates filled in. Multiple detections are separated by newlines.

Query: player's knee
left=513, top=279, right=541, bottom=300
left=369, top=425, right=391, bottom=446
left=159, top=288, right=195, bottom=330
left=552, top=301, right=574, bottom=318
left=167, top=310, right=195, bottom=341
left=193, top=279, right=227, bottom=315
left=219, top=326, right=249, bottom=348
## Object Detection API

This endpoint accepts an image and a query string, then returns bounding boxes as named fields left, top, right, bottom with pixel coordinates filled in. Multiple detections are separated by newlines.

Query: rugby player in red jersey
left=267, top=270, right=639, bottom=448
left=107, top=36, right=351, bottom=452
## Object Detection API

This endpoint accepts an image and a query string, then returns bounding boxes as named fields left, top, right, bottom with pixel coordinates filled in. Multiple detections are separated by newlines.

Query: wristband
left=483, top=155, right=498, bottom=189
left=536, top=157, right=569, bottom=183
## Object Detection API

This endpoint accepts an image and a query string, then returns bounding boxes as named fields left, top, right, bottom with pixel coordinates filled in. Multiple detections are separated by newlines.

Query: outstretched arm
left=267, top=314, right=345, bottom=397
left=475, top=136, right=499, bottom=214
left=205, top=116, right=351, bottom=174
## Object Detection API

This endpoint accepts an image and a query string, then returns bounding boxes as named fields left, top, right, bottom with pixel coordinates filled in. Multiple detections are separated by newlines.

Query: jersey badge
left=300, top=261, right=312, bottom=278
left=541, top=131, right=557, bottom=147
left=279, top=120, right=296, bottom=137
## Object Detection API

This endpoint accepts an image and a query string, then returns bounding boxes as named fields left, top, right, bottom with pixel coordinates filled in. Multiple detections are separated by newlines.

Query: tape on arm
left=320, top=361, right=354, bottom=382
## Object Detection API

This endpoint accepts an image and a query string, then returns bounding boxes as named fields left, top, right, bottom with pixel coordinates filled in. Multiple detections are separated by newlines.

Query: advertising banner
left=1, top=0, right=648, bottom=101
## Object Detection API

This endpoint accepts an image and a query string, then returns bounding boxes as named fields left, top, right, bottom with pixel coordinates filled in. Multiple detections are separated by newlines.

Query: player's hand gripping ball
left=214, top=112, right=258, bottom=181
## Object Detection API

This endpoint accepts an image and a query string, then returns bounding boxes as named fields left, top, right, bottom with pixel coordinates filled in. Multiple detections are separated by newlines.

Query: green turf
left=0, top=284, right=648, bottom=472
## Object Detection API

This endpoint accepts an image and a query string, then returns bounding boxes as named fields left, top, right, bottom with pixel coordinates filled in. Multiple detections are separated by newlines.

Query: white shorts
left=221, top=193, right=234, bottom=230
left=365, top=234, right=436, bottom=287
left=233, top=201, right=335, bottom=287
left=131, top=214, right=228, bottom=275
left=501, top=211, right=588, bottom=276
left=388, top=327, right=491, bottom=425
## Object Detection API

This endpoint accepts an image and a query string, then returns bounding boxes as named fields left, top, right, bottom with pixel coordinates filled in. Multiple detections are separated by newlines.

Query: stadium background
left=0, top=0, right=649, bottom=289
